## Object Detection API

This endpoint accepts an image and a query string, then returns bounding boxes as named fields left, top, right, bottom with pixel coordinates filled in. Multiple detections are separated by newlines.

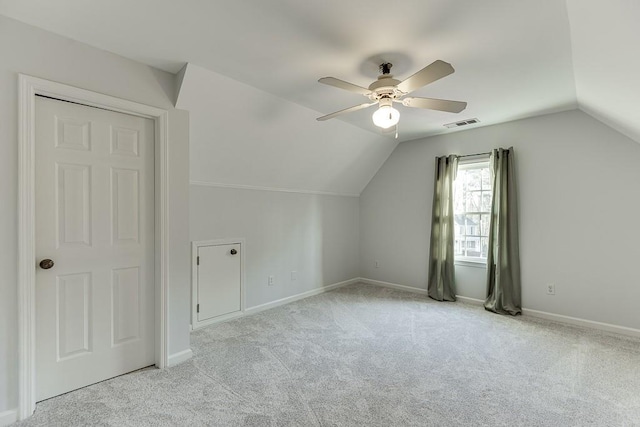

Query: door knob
left=230, top=249, right=237, bottom=255
left=39, top=259, right=55, bottom=269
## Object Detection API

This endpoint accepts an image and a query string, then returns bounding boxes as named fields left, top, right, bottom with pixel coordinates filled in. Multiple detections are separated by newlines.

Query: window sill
left=454, top=259, right=487, bottom=269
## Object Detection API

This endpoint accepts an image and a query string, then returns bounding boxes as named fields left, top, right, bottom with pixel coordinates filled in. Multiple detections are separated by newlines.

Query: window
left=453, top=160, right=492, bottom=263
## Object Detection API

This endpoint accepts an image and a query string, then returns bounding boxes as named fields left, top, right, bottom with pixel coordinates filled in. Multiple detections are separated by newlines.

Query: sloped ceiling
left=0, top=1, right=636, bottom=194
left=176, top=63, right=397, bottom=195
left=566, top=0, right=640, bottom=143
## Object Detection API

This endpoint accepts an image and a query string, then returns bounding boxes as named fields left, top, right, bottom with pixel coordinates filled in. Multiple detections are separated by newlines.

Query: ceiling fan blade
left=316, top=102, right=376, bottom=121
left=402, top=97, right=467, bottom=113
left=397, top=60, right=455, bottom=94
left=318, top=77, right=371, bottom=96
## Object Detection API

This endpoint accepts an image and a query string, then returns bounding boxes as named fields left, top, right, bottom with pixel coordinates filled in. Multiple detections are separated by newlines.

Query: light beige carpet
left=16, top=283, right=640, bottom=426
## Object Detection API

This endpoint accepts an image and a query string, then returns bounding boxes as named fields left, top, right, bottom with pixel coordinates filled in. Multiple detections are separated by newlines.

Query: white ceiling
left=566, top=0, right=640, bottom=143
left=0, top=0, right=579, bottom=142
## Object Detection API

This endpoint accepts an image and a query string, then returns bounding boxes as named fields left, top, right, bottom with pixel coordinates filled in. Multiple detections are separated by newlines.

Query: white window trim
left=457, top=153, right=490, bottom=166
left=455, top=257, right=488, bottom=268
left=454, top=156, right=491, bottom=266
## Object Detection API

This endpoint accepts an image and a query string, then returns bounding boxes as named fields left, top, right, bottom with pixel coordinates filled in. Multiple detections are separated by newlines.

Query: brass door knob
left=39, top=259, right=55, bottom=270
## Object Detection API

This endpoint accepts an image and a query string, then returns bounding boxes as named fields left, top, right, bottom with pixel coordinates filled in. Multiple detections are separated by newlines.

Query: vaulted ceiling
left=1, top=0, right=637, bottom=194
left=565, top=0, right=640, bottom=143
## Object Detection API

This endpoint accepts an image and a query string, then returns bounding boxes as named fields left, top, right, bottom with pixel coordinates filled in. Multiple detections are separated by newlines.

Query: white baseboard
left=167, top=349, right=193, bottom=367
left=358, top=278, right=428, bottom=295
left=360, top=277, right=640, bottom=339
left=0, top=409, right=17, bottom=427
left=522, top=308, right=640, bottom=338
left=455, top=295, right=484, bottom=306
left=244, top=278, right=360, bottom=315
left=189, top=278, right=358, bottom=331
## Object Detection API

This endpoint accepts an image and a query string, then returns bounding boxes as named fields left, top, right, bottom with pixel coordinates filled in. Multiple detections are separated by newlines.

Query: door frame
left=191, top=238, right=246, bottom=330
left=17, top=74, right=170, bottom=420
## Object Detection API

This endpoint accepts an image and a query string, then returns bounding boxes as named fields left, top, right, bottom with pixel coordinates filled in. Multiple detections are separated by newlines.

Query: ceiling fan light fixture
left=372, top=99, right=400, bottom=129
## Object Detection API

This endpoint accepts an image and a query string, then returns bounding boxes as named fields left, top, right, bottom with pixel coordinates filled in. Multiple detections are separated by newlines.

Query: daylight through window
left=453, top=160, right=492, bottom=262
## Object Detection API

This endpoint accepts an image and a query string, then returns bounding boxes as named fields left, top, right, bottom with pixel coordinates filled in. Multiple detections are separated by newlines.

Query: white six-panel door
left=35, top=96, right=155, bottom=401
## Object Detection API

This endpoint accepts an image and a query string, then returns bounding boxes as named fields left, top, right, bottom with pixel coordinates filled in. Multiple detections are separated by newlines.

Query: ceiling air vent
left=444, top=118, right=480, bottom=129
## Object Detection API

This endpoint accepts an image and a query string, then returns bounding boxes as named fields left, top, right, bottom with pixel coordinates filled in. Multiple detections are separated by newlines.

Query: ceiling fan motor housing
left=368, top=76, right=403, bottom=101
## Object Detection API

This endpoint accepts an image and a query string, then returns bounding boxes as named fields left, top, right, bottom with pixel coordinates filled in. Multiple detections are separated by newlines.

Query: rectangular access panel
left=197, top=243, right=241, bottom=321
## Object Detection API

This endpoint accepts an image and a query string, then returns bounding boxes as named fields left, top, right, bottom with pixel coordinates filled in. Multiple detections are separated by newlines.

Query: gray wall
left=360, top=109, right=640, bottom=330
left=190, top=186, right=360, bottom=309
left=0, top=16, right=191, bottom=412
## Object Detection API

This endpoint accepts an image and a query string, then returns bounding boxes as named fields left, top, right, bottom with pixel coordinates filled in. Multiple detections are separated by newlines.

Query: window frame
left=453, top=157, right=492, bottom=266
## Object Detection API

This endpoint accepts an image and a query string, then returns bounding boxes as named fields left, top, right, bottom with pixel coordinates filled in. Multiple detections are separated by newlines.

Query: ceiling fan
left=316, top=60, right=467, bottom=131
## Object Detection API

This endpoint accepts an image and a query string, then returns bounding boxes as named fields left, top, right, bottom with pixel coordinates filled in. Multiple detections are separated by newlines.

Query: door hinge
left=197, top=256, right=200, bottom=266
left=197, top=304, right=200, bottom=313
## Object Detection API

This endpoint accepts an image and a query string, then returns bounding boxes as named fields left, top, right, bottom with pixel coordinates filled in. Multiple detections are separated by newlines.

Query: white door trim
left=17, top=74, right=170, bottom=420
left=191, top=238, right=246, bottom=330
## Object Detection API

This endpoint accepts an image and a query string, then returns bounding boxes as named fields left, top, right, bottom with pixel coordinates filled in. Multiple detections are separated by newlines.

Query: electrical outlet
left=268, top=275, right=275, bottom=286
left=546, top=283, right=555, bottom=295
left=291, top=271, right=297, bottom=281
left=374, top=260, right=380, bottom=268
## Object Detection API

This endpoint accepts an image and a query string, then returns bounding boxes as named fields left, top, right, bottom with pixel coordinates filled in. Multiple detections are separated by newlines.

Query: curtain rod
left=457, top=152, right=491, bottom=158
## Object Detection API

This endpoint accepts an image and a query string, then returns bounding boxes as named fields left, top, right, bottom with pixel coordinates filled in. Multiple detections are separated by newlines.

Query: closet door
left=35, top=96, right=155, bottom=401
left=196, top=243, right=242, bottom=323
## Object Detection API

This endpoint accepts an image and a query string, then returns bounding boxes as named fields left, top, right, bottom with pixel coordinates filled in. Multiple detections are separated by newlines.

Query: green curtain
left=484, top=147, right=522, bottom=315
left=427, top=155, right=458, bottom=301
